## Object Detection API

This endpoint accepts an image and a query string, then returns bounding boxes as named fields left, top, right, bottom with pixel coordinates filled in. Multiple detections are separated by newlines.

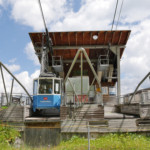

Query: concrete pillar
left=117, top=48, right=120, bottom=104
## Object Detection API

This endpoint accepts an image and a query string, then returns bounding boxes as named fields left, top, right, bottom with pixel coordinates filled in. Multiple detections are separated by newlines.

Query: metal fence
left=0, top=93, right=32, bottom=106
left=121, top=90, right=150, bottom=104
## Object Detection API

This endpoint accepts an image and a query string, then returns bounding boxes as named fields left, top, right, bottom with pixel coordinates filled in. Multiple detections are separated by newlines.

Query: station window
left=39, top=79, right=53, bottom=94
left=54, top=80, right=60, bottom=94
left=33, top=80, right=38, bottom=95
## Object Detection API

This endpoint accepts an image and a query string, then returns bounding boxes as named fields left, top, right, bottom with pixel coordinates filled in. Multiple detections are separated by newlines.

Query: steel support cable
left=111, top=0, right=119, bottom=31
left=38, top=0, right=47, bottom=31
left=38, top=0, right=53, bottom=56
left=108, top=0, right=119, bottom=54
left=116, top=0, right=125, bottom=30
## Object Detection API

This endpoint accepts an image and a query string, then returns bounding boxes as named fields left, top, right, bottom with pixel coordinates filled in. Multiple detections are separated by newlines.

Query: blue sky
left=0, top=6, right=35, bottom=74
left=0, top=0, right=150, bottom=94
left=0, top=0, right=81, bottom=74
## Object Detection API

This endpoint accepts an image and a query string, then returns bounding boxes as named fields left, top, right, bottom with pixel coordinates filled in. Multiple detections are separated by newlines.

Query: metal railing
left=0, top=93, right=32, bottom=106
left=121, top=90, right=150, bottom=105
left=0, top=62, right=32, bottom=105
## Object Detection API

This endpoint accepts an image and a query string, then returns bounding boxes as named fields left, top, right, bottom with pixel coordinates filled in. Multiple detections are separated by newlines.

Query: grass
left=1, top=132, right=150, bottom=149
left=1, top=106, right=8, bottom=109
left=0, top=124, right=20, bottom=150
left=0, top=106, right=8, bottom=111
left=52, top=133, right=150, bottom=150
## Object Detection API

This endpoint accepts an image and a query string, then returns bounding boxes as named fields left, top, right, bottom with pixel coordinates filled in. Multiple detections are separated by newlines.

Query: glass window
left=33, top=80, right=38, bottom=95
left=54, top=80, right=60, bottom=94
left=39, top=79, right=53, bottom=94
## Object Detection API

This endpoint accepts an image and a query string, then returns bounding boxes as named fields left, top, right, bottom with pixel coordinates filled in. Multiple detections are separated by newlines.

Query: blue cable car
left=33, top=77, right=62, bottom=113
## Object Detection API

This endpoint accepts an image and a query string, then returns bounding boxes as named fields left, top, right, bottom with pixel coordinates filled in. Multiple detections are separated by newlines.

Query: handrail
left=129, top=72, right=150, bottom=103
left=67, top=78, right=80, bottom=105
left=0, top=62, right=32, bottom=102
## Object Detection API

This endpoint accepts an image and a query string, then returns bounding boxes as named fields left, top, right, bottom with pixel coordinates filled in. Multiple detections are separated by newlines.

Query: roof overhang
left=29, top=30, right=131, bottom=86
left=29, top=30, right=131, bottom=59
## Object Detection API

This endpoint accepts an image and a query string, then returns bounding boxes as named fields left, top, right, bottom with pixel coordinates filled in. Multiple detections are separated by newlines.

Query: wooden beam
left=76, top=32, right=77, bottom=46
left=104, top=31, right=108, bottom=45
left=90, top=32, right=92, bottom=45
left=111, top=31, right=115, bottom=44
left=82, top=32, right=84, bottom=45
left=60, top=33, right=62, bottom=45
left=68, top=32, right=70, bottom=46
left=118, top=31, right=122, bottom=45
left=53, top=32, right=56, bottom=45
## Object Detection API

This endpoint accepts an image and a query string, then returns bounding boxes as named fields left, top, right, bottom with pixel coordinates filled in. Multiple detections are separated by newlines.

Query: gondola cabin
left=33, top=77, right=62, bottom=112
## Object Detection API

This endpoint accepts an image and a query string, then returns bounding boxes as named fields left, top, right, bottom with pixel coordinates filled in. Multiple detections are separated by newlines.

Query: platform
left=25, top=117, right=60, bottom=123
left=1, top=102, right=150, bottom=134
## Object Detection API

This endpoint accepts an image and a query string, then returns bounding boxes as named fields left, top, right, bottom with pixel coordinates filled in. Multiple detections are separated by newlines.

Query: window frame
left=34, top=77, right=62, bottom=95
left=33, top=79, right=38, bottom=95
left=54, top=79, right=61, bottom=94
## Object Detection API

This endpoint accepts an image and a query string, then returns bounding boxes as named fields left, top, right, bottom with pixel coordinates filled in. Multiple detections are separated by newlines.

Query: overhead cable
left=38, top=0, right=47, bottom=31
left=111, top=0, right=119, bottom=31
left=116, top=0, right=125, bottom=30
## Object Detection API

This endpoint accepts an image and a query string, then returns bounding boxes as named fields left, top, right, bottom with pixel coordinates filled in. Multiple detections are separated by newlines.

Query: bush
left=0, top=124, right=20, bottom=145
left=1, top=106, right=8, bottom=109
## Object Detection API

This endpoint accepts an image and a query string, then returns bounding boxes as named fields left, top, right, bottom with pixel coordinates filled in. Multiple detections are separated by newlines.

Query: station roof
left=29, top=30, right=131, bottom=85
left=29, top=30, right=130, bottom=59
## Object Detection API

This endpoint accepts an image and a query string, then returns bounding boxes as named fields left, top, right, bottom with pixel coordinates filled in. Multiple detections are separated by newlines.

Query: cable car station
left=1, top=0, right=150, bottom=146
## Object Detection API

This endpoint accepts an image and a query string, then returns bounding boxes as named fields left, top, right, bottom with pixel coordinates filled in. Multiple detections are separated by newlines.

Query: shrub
left=0, top=124, right=20, bottom=145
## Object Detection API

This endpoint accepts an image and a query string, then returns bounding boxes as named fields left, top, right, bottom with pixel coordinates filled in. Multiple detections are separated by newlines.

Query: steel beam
left=64, top=50, right=82, bottom=84
left=0, top=65, right=9, bottom=105
left=0, top=62, right=32, bottom=102
left=83, top=78, right=96, bottom=104
left=64, top=48, right=101, bottom=89
left=64, top=47, right=103, bottom=105
left=53, top=45, right=125, bottom=50
left=63, top=59, right=97, bottom=63
left=35, top=45, right=125, bottom=50
left=87, top=78, right=95, bottom=95
left=129, top=72, right=150, bottom=103
left=67, top=78, right=80, bottom=104
left=117, top=48, right=120, bottom=104
left=82, top=48, right=101, bottom=91
left=10, top=78, right=14, bottom=105
left=81, top=51, right=83, bottom=103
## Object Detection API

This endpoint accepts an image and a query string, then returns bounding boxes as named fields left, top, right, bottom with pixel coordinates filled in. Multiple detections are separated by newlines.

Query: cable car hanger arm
left=38, top=0, right=53, bottom=56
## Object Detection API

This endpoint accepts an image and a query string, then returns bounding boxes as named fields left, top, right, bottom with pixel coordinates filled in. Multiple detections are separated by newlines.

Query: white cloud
left=5, top=0, right=68, bottom=31
left=51, top=0, right=115, bottom=31
left=13, top=69, right=40, bottom=94
left=2, top=0, right=150, bottom=31
left=0, top=0, right=3, bottom=5
left=4, top=64, right=20, bottom=72
left=2, top=0, right=150, bottom=32
left=121, top=0, right=150, bottom=24
left=0, top=66, right=40, bottom=94
left=1, top=0, right=117, bottom=31
left=25, top=42, right=40, bottom=66
left=1, top=0, right=150, bottom=96
left=121, top=19, right=150, bottom=94
left=9, top=58, right=17, bottom=63
left=0, top=0, right=3, bottom=15
left=0, top=69, right=12, bottom=93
